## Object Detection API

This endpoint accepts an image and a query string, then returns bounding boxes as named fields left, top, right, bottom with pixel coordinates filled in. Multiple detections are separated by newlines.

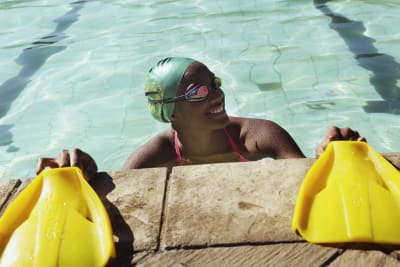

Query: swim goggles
left=146, top=77, right=222, bottom=104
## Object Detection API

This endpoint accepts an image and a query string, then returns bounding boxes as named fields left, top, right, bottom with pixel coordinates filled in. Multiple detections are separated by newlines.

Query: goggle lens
left=186, top=85, right=209, bottom=100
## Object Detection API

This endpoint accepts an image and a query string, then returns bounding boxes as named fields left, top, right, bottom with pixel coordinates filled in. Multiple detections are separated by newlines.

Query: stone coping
left=0, top=153, right=400, bottom=266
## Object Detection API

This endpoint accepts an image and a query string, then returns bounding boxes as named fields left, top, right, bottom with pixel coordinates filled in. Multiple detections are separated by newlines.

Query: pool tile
left=91, top=168, right=167, bottom=252
left=161, top=159, right=314, bottom=249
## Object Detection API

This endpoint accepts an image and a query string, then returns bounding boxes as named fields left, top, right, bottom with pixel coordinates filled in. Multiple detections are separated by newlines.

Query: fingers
left=325, top=126, right=366, bottom=142
left=357, top=136, right=367, bottom=142
left=59, top=149, right=71, bottom=167
left=315, top=126, right=366, bottom=158
left=340, top=127, right=357, bottom=140
left=36, top=148, right=97, bottom=181
left=315, top=145, right=324, bottom=159
left=37, top=149, right=72, bottom=173
left=69, top=148, right=98, bottom=181
left=315, top=126, right=340, bottom=158
left=36, top=158, right=59, bottom=174
left=339, top=127, right=367, bottom=142
left=325, top=126, right=342, bottom=142
left=83, top=163, right=97, bottom=182
left=69, top=148, right=80, bottom=168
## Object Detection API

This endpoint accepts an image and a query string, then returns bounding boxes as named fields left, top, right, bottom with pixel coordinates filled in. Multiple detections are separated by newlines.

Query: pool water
left=1, top=0, right=399, bottom=179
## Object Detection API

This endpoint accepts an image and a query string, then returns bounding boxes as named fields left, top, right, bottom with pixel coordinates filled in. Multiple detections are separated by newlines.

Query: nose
left=209, top=88, right=224, bottom=102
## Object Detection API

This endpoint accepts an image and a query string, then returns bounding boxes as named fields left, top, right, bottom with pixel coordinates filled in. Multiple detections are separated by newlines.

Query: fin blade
left=292, top=141, right=400, bottom=244
left=0, top=167, right=115, bottom=266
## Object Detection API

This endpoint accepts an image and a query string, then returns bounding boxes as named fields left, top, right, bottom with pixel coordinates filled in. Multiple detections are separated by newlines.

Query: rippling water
left=1, top=0, right=399, bottom=179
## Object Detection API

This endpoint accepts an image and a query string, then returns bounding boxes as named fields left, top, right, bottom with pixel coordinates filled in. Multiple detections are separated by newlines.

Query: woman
left=37, top=57, right=365, bottom=181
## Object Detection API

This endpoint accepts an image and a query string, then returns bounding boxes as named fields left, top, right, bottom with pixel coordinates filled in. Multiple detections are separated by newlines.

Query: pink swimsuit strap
left=174, top=128, right=249, bottom=166
left=223, top=128, right=249, bottom=163
left=174, top=130, right=183, bottom=166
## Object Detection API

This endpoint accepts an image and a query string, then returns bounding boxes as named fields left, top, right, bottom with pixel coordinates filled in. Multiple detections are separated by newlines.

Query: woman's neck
left=175, top=127, right=230, bottom=157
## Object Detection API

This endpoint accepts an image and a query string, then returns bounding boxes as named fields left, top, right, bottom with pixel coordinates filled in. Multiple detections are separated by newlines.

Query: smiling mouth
left=207, top=103, right=225, bottom=115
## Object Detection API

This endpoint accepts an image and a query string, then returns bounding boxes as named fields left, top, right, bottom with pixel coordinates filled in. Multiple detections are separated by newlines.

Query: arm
left=244, top=119, right=366, bottom=159
left=242, top=118, right=305, bottom=159
left=123, top=130, right=176, bottom=169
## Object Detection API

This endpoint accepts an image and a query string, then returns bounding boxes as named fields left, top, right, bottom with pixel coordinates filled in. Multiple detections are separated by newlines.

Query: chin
left=207, top=113, right=230, bottom=129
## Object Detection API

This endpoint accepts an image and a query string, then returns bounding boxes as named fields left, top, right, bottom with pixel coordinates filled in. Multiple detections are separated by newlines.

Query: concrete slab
left=0, top=179, right=20, bottom=215
left=2, top=178, right=33, bottom=214
left=383, top=153, right=400, bottom=169
left=162, top=159, right=314, bottom=248
left=135, top=242, right=340, bottom=267
left=330, top=249, right=400, bottom=267
left=91, top=168, right=167, bottom=255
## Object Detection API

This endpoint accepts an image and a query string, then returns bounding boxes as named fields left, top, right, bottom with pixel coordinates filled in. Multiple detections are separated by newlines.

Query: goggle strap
left=145, top=90, right=161, bottom=96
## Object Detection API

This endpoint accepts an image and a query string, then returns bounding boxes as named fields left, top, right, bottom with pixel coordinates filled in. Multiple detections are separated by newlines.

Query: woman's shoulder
left=150, top=128, right=175, bottom=148
left=227, top=116, right=304, bottom=159
left=227, top=116, right=291, bottom=146
left=228, top=116, right=282, bottom=133
left=124, top=128, right=176, bottom=169
left=226, top=116, right=278, bottom=144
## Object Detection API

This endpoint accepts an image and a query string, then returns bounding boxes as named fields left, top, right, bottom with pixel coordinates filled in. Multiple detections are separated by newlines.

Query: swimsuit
left=174, top=128, right=249, bottom=166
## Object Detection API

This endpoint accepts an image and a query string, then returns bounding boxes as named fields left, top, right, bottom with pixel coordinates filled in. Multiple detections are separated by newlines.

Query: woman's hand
left=36, top=148, right=97, bottom=181
left=315, top=126, right=366, bottom=158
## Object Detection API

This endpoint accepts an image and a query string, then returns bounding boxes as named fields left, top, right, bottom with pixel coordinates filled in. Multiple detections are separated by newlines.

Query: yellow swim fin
left=292, top=141, right=400, bottom=244
left=0, top=167, right=116, bottom=266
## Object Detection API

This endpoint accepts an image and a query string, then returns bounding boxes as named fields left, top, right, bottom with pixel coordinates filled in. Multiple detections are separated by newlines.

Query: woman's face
left=172, top=62, right=229, bottom=130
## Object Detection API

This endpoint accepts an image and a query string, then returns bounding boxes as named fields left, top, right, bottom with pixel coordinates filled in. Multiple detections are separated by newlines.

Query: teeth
left=210, top=105, right=224, bottom=114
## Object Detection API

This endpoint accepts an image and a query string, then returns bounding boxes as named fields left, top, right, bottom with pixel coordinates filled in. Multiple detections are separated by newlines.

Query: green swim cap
left=144, top=57, right=196, bottom=122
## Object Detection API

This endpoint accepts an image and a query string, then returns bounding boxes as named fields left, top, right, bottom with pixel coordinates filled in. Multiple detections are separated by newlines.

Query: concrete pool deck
left=1, top=153, right=400, bottom=266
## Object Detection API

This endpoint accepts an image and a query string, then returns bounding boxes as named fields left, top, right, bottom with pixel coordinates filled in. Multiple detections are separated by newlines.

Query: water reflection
left=0, top=1, right=87, bottom=148
left=314, top=0, right=400, bottom=114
